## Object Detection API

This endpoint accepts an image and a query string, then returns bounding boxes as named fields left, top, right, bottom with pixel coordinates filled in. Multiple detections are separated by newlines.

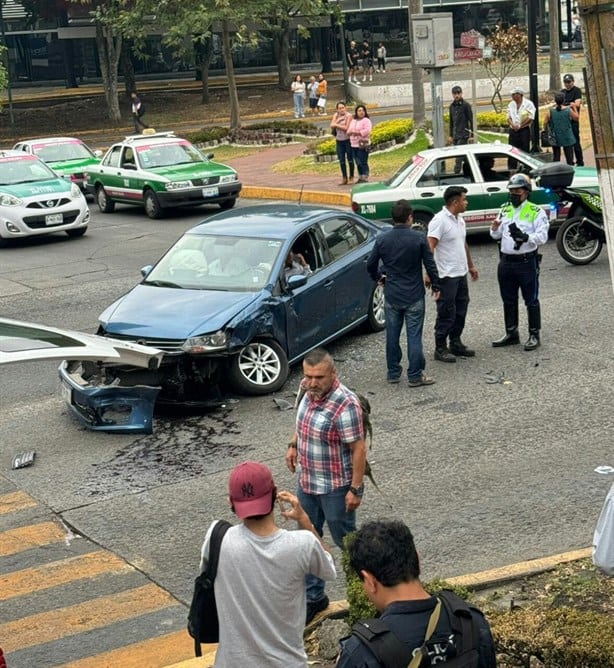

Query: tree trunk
left=222, top=20, right=241, bottom=130
left=548, top=1, right=561, bottom=92
left=408, top=0, right=425, bottom=125
left=95, top=23, right=122, bottom=122
left=121, top=40, right=136, bottom=98
left=320, top=26, right=332, bottom=73
left=195, top=37, right=213, bottom=104
left=274, top=26, right=292, bottom=90
left=58, top=8, right=78, bottom=88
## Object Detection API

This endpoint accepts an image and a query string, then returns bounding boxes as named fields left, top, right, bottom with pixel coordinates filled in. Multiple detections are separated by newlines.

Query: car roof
left=187, top=204, right=357, bottom=239
left=418, top=142, right=515, bottom=158
left=0, top=150, right=38, bottom=159
left=16, top=137, right=85, bottom=146
left=120, top=132, right=184, bottom=145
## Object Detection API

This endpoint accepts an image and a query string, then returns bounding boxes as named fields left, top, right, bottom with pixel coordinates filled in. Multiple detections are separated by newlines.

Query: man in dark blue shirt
left=367, top=200, right=440, bottom=387
left=336, top=520, right=497, bottom=668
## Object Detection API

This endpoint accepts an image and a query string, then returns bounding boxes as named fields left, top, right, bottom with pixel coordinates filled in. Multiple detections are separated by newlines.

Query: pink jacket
left=348, top=117, right=372, bottom=148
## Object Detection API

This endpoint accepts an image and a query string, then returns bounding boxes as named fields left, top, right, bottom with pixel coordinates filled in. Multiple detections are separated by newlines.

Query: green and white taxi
left=351, top=143, right=599, bottom=232
left=0, top=151, right=89, bottom=247
left=12, top=136, right=102, bottom=193
left=85, top=132, right=242, bottom=219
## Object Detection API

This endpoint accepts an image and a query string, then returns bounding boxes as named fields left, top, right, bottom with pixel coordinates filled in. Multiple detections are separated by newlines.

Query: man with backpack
left=130, top=91, right=149, bottom=134
left=336, top=520, right=496, bottom=667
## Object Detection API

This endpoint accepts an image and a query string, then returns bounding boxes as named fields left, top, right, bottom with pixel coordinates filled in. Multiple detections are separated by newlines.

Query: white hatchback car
left=0, top=150, right=89, bottom=247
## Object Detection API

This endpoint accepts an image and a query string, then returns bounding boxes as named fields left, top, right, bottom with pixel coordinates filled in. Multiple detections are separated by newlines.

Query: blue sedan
left=61, top=204, right=388, bottom=409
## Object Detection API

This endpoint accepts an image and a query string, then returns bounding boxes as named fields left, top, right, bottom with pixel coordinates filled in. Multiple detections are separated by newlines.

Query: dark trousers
left=353, top=147, right=369, bottom=178
left=336, top=139, right=354, bottom=180
left=497, top=254, right=540, bottom=309
left=571, top=120, right=584, bottom=166
left=553, top=145, right=575, bottom=164
left=434, top=275, right=469, bottom=344
left=508, top=126, right=530, bottom=168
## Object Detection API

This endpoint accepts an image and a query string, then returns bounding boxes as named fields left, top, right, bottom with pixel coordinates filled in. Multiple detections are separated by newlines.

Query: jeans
left=293, top=93, right=304, bottom=118
left=336, top=139, right=354, bottom=180
left=434, top=275, right=469, bottom=345
left=297, top=485, right=355, bottom=602
left=353, top=147, right=369, bottom=178
left=385, top=298, right=426, bottom=381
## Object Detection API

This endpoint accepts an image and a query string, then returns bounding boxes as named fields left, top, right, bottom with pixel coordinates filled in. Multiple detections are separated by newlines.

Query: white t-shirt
left=507, top=97, right=536, bottom=127
left=427, top=207, right=468, bottom=278
left=200, top=521, right=336, bottom=668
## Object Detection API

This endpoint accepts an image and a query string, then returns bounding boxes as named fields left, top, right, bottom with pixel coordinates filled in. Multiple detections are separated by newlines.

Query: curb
left=241, top=185, right=350, bottom=207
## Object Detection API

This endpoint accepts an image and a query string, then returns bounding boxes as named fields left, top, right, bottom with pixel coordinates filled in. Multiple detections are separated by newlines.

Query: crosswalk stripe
left=0, top=583, right=178, bottom=653
left=0, top=520, right=66, bottom=557
left=0, top=490, right=38, bottom=514
left=0, top=550, right=132, bottom=601
left=57, top=630, right=216, bottom=668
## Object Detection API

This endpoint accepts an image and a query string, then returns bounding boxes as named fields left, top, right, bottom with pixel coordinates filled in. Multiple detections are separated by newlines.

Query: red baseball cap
left=228, top=461, right=275, bottom=518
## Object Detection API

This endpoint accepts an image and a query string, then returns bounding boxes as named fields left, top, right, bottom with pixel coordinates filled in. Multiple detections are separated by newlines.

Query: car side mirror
left=287, top=274, right=308, bottom=290
left=205, top=153, right=214, bottom=160
left=141, top=265, right=153, bottom=277
left=94, top=150, right=103, bottom=158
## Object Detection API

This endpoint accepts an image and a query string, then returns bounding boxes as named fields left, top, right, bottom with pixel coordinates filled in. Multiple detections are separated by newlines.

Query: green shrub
left=187, top=126, right=229, bottom=144
left=476, top=111, right=507, bottom=128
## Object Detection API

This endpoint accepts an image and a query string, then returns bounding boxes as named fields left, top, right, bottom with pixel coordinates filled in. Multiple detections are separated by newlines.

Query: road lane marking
left=0, top=490, right=38, bottom=515
left=0, top=583, right=177, bottom=653
left=0, top=550, right=132, bottom=601
left=0, top=520, right=66, bottom=557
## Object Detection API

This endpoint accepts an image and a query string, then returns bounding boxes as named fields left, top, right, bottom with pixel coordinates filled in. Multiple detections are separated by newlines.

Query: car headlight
left=0, top=192, right=23, bottom=206
left=182, top=330, right=229, bottom=353
left=219, top=174, right=237, bottom=184
left=70, top=183, right=81, bottom=198
left=165, top=181, right=192, bottom=191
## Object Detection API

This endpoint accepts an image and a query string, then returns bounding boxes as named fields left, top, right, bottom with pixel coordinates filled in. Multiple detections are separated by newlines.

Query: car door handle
left=420, top=192, right=435, bottom=197
left=324, top=279, right=334, bottom=288
left=486, top=187, right=502, bottom=192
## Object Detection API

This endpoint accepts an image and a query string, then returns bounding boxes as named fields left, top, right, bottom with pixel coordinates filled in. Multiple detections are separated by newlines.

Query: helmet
left=506, top=173, right=532, bottom=192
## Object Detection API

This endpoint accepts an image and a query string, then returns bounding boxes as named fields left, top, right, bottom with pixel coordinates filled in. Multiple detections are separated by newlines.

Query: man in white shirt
left=427, top=186, right=479, bottom=363
left=506, top=87, right=535, bottom=164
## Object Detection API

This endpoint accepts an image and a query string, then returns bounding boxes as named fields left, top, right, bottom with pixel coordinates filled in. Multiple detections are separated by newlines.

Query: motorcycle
left=535, top=164, right=605, bottom=265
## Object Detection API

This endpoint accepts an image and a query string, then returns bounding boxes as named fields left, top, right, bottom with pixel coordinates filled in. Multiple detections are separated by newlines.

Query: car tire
left=66, top=227, right=87, bottom=238
left=228, top=339, right=289, bottom=395
left=412, top=212, right=432, bottom=233
left=366, top=283, right=386, bottom=332
left=0, top=236, right=8, bottom=248
left=219, top=198, right=236, bottom=210
left=144, top=189, right=163, bottom=219
left=96, top=185, right=115, bottom=213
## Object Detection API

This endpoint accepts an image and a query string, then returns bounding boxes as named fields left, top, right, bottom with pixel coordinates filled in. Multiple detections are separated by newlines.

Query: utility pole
left=526, top=0, right=540, bottom=152
left=408, top=0, right=425, bottom=125
left=576, top=0, right=614, bottom=294
left=0, top=0, right=15, bottom=133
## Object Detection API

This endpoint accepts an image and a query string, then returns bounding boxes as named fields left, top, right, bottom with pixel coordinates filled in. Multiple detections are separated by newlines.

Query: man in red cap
left=199, top=461, right=336, bottom=667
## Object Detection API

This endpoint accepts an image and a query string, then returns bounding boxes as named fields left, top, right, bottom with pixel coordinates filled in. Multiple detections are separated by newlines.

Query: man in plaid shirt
left=285, top=348, right=367, bottom=624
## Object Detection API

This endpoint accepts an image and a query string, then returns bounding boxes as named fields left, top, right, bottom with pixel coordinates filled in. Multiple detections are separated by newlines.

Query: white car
left=0, top=150, right=89, bottom=247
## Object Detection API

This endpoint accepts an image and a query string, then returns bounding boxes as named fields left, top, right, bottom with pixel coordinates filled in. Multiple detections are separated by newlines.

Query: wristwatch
left=349, top=484, right=364, bottom=498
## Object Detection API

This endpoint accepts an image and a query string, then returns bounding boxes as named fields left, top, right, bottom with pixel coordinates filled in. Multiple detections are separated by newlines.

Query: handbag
left=187, top=520, right=232, bottom=656
left=358, top=139, right=370, bottom=149
left=540, top=124, right=556, bottom=148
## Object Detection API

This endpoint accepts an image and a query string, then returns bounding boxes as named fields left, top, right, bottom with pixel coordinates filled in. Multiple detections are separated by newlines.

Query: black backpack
left=351, top=590, right=480, bottom=668
left=187, top=520, right=232, bottom=657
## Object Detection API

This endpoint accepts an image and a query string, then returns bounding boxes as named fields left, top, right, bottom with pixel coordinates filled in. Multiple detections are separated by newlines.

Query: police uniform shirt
left=490, top=201, right=549, bottom=255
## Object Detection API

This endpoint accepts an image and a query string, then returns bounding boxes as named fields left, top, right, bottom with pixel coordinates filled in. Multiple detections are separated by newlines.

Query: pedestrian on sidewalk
left=561, top=73, right=584, bottom=166
left=291, top=74, right=306, bottom=119
left=427, top=186, right=479, bottom=363
left=506, top=87, right=535, bottom=166
left=316, top=73, right=328, bottom=115
left=360, top=41, right=374, bottom=82
left=330, top=101, right=355, bottom=185
left=307, top=76, right=319, bottom=116
left=448, top=85, right=473, bottom=173
left=376, top=43, right=387, bottom=73
left=348, top=105, right=372, bottom=183
left=542, top=93, right=578, bottom=164
left=367, top=199, right=440, bottom=387
left=130, top=91, right=149, bottom=134
left=347, top=41, right=360, bottom=84
left=199, top=461, right=335, bottom=667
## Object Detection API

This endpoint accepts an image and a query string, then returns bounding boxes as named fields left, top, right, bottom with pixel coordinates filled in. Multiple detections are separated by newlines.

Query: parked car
left=12, top=136, right=102, bottom=193
left=85, top=131, right=241, bottom=219
left=350, top=143, right=599, bottom=232
left=64, top=204, right=388, bottom=408
left=0, top=317, right=163, bottom=433
left=0, top=151, right=89, bottom=247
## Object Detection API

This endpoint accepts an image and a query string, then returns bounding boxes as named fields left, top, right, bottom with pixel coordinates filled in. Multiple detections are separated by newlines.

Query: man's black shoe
left=492, top=331, right=520, bottom=347
left=306, top=595, right=329, bottom=625
left=434, top=347, right=456, bottom=363
left=449, top=340, right=475, bottom=357
left=524, top=334, right=540, bottom=351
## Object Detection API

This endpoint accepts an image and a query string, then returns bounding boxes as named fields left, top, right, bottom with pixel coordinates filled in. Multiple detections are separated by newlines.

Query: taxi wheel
left=219, top=198, right=236, bottom=210
left=96, top=185, right=115, bottom=213
left=228, top=339, right=289, bottom=395
left=66, top=227, right=87, bottom=238
left=412, top=212, right=432, bottom=233
left=144, top=190, right=163, bottom=219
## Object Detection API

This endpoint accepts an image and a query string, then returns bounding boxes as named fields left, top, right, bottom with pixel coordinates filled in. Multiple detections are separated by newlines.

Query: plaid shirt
left=296, top=378, right=364, bottom=494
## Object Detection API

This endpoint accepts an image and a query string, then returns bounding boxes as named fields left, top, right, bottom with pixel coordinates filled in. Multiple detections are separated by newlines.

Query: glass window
left=318, top=218, right=368, bottom=261
left=105, top=146, right=122, bottom=168
left=416, top=156, right=474, bottom=186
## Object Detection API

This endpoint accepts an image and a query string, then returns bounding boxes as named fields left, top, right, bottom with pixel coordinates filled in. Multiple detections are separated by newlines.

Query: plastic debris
left=12, top=451, right=36, bottom=470
left=272, top=398, right=294, bottom=411
left=594, top=466, right=614, bottom=475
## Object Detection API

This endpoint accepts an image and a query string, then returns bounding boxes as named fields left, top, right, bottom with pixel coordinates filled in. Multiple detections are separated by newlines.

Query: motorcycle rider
left=490, top=174, right=549, bottom=351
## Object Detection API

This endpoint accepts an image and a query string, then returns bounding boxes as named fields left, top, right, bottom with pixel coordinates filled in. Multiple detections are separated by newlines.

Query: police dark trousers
left=497, top=251, right=541, bottom=337
left=434, top=275, right=469, bottom=347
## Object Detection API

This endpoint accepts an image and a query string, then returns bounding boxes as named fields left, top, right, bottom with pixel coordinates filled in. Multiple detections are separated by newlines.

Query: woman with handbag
left=330, top=102, right=355, bottom=185
left=542, top=93, right=578, bottom=164
left=291, top=74, right=306, bottom=119
left=348, top=105, right=372, bottom=183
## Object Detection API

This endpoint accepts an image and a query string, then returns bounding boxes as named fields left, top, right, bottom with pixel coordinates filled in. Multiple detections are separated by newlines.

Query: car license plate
left=61, top=381, right=72, bottom=405
left=45, top=213, right=63, bottom=226
left=202, top=186, right=219, bottom=198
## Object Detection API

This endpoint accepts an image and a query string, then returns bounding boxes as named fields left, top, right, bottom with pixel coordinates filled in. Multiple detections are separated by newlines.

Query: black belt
left=501, top=251, right=537, bottom=262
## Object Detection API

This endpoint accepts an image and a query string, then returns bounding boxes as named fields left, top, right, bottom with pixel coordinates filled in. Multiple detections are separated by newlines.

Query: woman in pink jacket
left=347, top=105, right=372, bottom=182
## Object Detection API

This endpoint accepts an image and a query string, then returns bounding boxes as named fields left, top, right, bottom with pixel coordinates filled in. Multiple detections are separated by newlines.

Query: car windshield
left=385, top=154, right=424, bottom=187
left=143, top=233, right=284, bottom=291
left=136, top=141, right=206, bottom=168
left=0, top=156, right=58, bottom=185
left=33, top=141, right=94, bottom=163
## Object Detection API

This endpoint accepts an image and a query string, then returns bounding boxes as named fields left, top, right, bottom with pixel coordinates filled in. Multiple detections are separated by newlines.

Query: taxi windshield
left=0, top=157, right=58, bottom=185
left=34, top=142, right=94, bottom=163
left=137, top=142, right=206, bottom=168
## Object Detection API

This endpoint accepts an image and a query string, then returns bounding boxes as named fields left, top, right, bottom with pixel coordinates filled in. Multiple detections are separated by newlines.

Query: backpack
left=187, top=520, right=232, bottom=657
left=351, top=590, right=480, bottom=668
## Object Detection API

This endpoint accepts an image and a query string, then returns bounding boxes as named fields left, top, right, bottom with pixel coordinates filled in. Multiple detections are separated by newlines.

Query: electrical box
left=411, top=13, right=454, bottom=68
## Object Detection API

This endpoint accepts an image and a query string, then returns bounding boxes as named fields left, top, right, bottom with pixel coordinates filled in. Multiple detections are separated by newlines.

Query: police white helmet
left=506, top=173, right=532, bottom=192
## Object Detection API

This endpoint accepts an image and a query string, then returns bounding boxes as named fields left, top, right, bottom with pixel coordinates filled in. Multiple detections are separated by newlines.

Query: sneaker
left=306, top=595, right=329, bottom=625
left=408, top=375, right=436, bottom=387
left=434, top=347, right=456, bottom=363
left=387, top=376, right=401, bottom=384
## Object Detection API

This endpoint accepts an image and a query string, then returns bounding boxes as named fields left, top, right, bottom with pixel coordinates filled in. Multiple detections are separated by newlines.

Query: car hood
left=0, top=317, right=163, bottom=367
left=99, top=284, right=259, bottom=339
left=148, top=162, right=236, bottom=180
left=0, top=178, right=70, bottom=197
left=49, top=158, right=100, bottom=173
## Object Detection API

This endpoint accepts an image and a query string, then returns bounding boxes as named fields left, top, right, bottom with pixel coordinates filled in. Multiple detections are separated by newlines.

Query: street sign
left=454, top=47, right=482, bottom=60
left=460, top=29, right=483, bottom=48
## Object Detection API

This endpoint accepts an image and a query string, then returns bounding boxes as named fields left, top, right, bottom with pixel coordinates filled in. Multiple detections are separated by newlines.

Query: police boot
left=492, top=304, right=520, bottom=347
left=449, top=337, right=475, bottom=357
left=524, top=304, right=541, bottom=351
left=434, top=338, right=456, bottom=363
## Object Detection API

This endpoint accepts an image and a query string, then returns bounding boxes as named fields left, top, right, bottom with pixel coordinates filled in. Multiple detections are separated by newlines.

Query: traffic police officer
left=490, top=174, right=549, bottom=351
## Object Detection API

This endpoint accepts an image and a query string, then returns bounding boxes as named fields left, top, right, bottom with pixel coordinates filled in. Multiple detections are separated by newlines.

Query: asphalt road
left=1, top=199, right=613, bottom=632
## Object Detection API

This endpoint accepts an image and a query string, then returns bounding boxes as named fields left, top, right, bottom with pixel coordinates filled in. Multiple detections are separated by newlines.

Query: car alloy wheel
left=229, top=339, right=289, bottom=395
left=366, top=283, right=386, bottom=332
left=96, top=185, right=115, bottom=213
left=144, top=190, right=163, bottom=219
